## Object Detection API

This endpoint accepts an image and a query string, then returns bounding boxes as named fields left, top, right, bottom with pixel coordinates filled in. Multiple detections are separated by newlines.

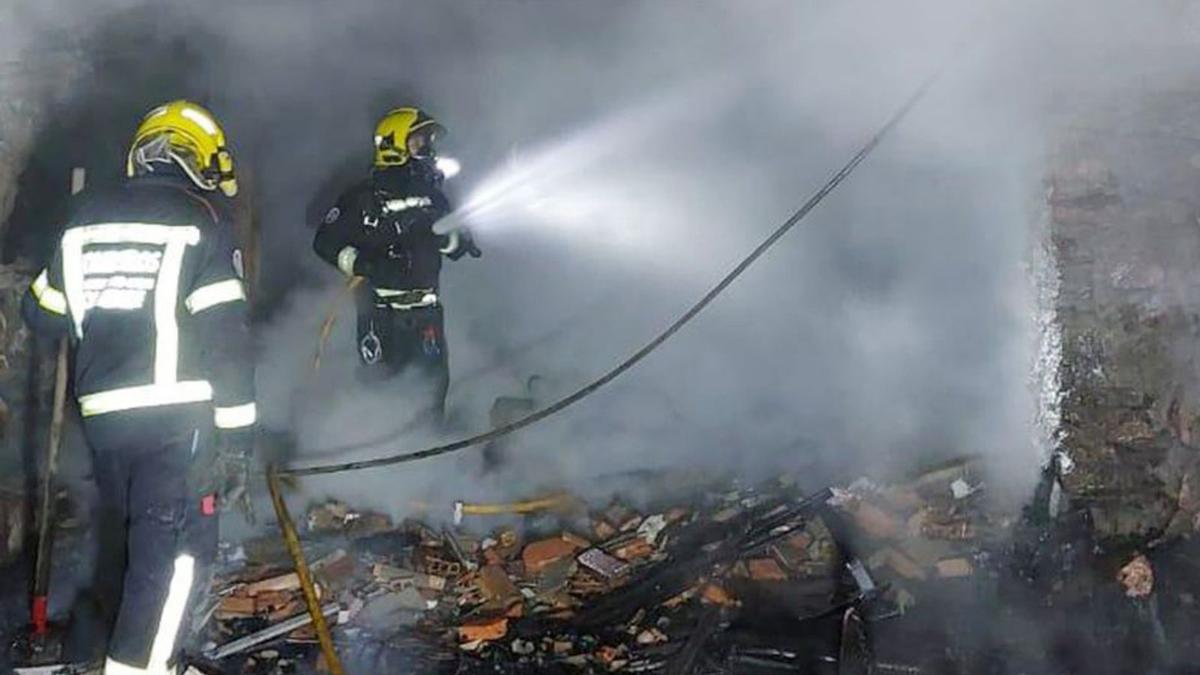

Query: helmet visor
left=406, top=124, right=442, bottom=159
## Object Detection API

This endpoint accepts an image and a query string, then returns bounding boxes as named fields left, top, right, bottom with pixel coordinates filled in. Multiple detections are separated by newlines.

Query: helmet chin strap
left=131, top=135, right=220, bottom=192
left=131, top=135, right=173, bottom=174
left=169, top=150, right=219, bottom=192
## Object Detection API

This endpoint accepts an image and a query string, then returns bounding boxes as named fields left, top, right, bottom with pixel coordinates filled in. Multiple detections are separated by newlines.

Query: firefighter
left=313, top=106, right=479, bottom=421
left=22, top=100, right=256, bottom=674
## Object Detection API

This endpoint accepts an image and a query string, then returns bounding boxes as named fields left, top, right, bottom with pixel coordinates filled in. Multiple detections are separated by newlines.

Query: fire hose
left=453, top=493, right=576, bottom=524
left=266, top=467, right=346, bottom=674
left=312, top=276, right=364, bottom=372
left=279, top=67, right=944, bottom=479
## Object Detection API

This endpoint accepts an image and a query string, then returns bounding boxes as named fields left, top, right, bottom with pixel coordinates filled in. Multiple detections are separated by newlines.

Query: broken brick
left=870, top=546, right=928, bottom=580
left=215, top=594, right=256, bottom=619
left=613, top=538, right=655, bottom=561
left=478, top=564, right=519, bottom=602
left=852, top=501, right=902, bottom=539
left=593, top=519, right=618, bottom=541
left=560, top=531, right=592, bottom=550
left=700, top=583, right=737, bottom=606
left=747, top=558, right=789, bottom=581
left=458, top=617, right=509, bottom=643
left=417, top=551, right=463, bottom=579
left=936, top=558, right=974, bottom=578
left=523, top=537, right=585, bottom=575
left=245, top=572, right=300, bottom=596
left=251, top=590, right=304, bottom=622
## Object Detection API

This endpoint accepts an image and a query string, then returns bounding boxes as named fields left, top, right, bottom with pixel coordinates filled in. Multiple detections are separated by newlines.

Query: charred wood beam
left=576, top=489, right=832, bottom=628
left=665, top=605, right=723, bottom=675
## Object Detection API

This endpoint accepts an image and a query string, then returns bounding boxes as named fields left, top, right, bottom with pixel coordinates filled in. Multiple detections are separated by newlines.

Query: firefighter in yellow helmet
left=314, top=107, right=479, bottom=421
left=24, top=100, right=255, bottom=673
left=125, top=100, right=239, bottom=198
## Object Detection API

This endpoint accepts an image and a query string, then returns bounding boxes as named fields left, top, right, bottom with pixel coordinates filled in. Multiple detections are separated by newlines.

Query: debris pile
left=824, top=459, right=1007, bottom=615
left=200, top=461, right=1024, bottom=673
left=202, top=480, right=885, bottom=673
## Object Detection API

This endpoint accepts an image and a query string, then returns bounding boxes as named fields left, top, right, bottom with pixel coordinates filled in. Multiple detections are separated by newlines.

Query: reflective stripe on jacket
left=22, top=176, right=256, bottom=430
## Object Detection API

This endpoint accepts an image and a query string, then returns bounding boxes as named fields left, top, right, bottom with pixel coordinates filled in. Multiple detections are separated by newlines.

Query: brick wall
left=1049, top=86, right=1200, bottom=540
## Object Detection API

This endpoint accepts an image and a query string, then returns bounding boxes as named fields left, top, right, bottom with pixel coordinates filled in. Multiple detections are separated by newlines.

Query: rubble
left=824, top=457, right=1005, bottom=610
left=199, top=480, right=858, bottom=671
left=577, top=548, right=629, bottom=580
left=522, top=535, right=585, bottom=574
left=206, top=603, right=342, bottom=661
left=202, top=465, right=1011, bottom=673
left=745, top=558, right=788, bottom=582
left=304, top=500, right=392, bottom=538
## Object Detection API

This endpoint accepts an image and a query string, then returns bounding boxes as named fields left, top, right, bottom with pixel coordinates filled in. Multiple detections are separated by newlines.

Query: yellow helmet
left=125, top=100, right=238, bottom=197
left=374, top=107, right=445, bottom=168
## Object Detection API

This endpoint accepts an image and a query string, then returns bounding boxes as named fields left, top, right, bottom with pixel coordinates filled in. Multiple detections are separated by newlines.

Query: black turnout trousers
left=84, top=403, right=217, bottom=672
left=355, top=296, right=450, bottom=421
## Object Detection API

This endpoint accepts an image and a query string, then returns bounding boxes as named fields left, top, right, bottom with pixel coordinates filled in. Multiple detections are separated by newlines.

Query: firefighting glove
left=445, top=228, right=482, bottom=261
left=352, top=251, right=384, bottom=279
left=216, top=430, right=256, bottom=524
left=463, top=231, right=483, bottom=259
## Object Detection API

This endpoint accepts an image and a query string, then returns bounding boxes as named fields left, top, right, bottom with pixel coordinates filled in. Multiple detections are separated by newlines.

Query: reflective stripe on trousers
left=103, top=555, right=195, bottom=675
left=214, top=402, right=257, bottom=429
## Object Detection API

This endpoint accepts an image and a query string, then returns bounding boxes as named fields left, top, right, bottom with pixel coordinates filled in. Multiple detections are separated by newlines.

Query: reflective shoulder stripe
left=439, top=230, right=460, bottom=255
left=337, top=246, right=358, bottom=277
left=31, top=269, right=68, bottom=315
left=104, top=554, right=196, bottom=674
left=63, top=222, right=201, bottom=247
left=214, top=401, right=257, bottom=429
left=78, top=381, right=213, bottom=417
left=185, top=278, right=246, bottom=314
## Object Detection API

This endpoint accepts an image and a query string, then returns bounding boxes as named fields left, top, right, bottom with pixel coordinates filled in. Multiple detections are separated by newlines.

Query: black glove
left=446, top=228, right=482, bottom=261
left=352, top=251, right=383, bottom=279
left=464, top=236, right=482, bottom=259
left=216, top=429, right=256, bottom=523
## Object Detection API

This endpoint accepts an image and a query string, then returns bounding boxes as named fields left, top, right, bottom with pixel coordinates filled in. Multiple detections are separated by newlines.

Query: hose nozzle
left=432, top=211, right=466, bottom=236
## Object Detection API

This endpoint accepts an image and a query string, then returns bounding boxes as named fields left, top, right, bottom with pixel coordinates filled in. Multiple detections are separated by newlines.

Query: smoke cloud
left=5, top=0, right=1199, bottom=522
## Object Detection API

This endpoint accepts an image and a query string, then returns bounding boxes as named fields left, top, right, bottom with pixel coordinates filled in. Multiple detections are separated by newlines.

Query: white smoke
left=4, top=0, right=1199, bottom=522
